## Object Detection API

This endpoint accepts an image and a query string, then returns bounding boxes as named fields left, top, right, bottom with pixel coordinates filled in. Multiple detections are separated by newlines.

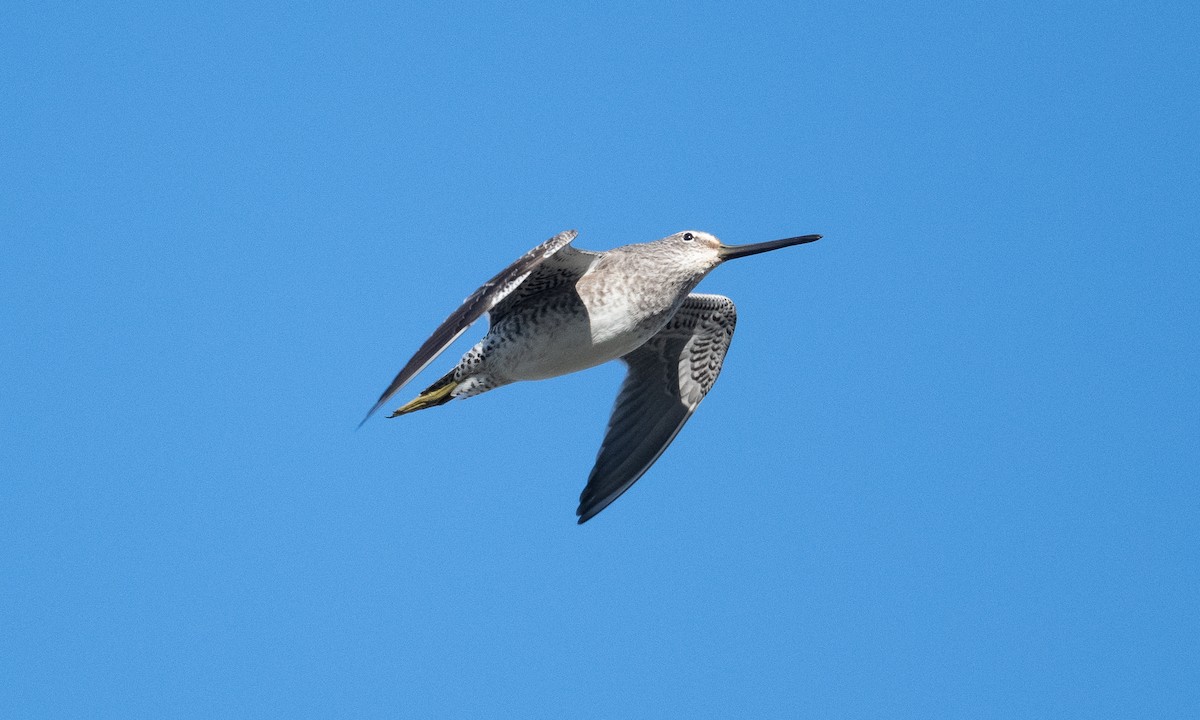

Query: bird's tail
left=387, top=370, right=459, bottom=417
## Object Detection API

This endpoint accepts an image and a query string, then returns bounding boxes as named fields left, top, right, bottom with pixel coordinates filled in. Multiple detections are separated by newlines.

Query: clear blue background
left=3, top=1, right=1198, bottom=717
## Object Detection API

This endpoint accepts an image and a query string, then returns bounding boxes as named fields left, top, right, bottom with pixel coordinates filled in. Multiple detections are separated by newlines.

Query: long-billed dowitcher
left=363, top=229, right=821, bottom=523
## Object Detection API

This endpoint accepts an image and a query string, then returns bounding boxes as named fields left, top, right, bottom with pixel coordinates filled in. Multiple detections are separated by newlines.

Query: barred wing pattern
left=576, top=294, right=738, bottom=523
left=361, top=230, right=580, bottom=425
left=489, top=244, right=601, bottom=325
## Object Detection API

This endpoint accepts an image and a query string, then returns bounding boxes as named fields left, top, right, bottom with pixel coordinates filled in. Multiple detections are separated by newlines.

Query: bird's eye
left=683, top=232, right=695, bottom=242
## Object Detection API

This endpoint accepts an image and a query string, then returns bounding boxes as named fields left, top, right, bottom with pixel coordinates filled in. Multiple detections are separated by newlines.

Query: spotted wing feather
left=361, top=230, right=580, bottom=425
left=576, top=294, right=737, bottom=523
left=489, top=245, right=600, bottom=325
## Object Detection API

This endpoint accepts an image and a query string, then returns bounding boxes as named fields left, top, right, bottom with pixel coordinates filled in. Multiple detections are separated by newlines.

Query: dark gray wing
left=576, top=294, right=737, bottom=523
left=489, top=244, right=600, bottom=325
left=361, top=230, right=580, bottom=425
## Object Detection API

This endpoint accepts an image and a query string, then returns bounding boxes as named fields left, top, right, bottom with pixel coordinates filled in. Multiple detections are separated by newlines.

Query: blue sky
left=3, top=1, right=1198, bottom=717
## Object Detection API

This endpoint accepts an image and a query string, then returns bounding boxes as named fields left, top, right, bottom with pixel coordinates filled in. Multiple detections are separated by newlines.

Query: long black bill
left=717, top=234, right=821, bottom=261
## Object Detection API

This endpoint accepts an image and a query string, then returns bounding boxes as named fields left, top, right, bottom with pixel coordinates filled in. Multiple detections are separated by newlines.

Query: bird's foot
left=387, top=375, right=458, bottom=417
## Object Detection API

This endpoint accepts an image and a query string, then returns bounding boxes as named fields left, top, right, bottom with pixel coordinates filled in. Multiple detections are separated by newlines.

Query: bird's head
left=660, top=230, right=823, bottom=273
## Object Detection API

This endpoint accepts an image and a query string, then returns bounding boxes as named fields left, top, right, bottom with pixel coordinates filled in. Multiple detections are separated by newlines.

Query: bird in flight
left=363, top=229, right=821, bottom=523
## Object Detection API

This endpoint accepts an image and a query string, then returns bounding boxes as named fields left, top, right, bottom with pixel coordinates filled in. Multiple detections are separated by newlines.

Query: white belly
left=484, top=295, right=667, bottom=382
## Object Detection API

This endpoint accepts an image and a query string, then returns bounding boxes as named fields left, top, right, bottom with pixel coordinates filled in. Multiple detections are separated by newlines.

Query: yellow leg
left=388, top=376, right=458, bottom=417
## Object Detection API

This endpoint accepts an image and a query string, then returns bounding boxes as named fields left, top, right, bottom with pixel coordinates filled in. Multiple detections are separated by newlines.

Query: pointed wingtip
left=357, top=400, right=386, bottom=429
left=575, top=502, right=603, bottom=524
